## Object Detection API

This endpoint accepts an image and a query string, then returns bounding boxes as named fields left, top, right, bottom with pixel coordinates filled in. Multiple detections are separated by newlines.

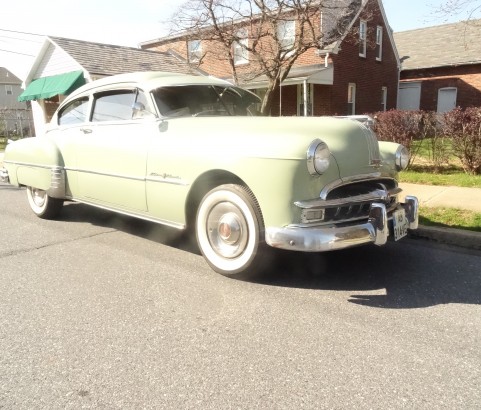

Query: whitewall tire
left=26, top=186, right=64, bottom=219
left=196, top=184, right=267, bottom=279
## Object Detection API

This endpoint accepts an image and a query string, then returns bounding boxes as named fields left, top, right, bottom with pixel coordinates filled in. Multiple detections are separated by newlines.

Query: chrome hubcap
left=31, top=188, right=46, bottom=207
left=207, top=203, right=248, bottom=258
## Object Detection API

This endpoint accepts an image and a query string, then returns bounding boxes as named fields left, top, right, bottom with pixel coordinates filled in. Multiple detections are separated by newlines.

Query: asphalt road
left=1, top=183, right=481, bottom=409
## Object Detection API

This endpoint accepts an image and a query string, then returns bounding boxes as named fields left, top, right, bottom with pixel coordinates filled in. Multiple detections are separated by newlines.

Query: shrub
left=442, top=107, right=481, bottom=175
left=373, top=110, right=436, bottom=166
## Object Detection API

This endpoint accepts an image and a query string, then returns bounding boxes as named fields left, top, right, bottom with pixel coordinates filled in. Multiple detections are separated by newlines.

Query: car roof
left=65, top=71, right=233, bottom=100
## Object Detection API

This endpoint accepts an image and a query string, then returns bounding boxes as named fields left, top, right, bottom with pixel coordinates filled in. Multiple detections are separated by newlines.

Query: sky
left=0, top=0, right=475, bottom=80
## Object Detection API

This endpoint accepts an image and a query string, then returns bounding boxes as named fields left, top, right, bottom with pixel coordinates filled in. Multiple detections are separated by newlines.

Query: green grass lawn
left=419, top=207, right=481, bottom=233
left=403, top=138, right=481, bottom=230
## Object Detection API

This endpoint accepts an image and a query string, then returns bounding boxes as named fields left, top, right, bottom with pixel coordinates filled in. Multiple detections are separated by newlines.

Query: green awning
left=18, top=70, right=86, bottom=102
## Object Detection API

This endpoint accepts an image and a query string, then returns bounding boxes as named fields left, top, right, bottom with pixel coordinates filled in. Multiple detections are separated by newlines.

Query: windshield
left=152, top=85, right=261, bottom=117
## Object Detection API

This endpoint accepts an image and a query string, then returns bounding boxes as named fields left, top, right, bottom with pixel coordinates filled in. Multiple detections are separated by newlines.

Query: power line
left=0, top=28, right=46, bottom=37
left=0, top=48, right=36, bottom=57
left=0, top=34, right=45, bottom=44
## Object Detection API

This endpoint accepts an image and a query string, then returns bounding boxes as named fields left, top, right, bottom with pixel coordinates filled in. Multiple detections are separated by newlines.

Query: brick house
left=395, top=20, right=481, bottom=112
left=140, top=0, right=400, bottom=116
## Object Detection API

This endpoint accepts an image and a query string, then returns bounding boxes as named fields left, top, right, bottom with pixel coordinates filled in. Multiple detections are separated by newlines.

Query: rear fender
left=3, top=137, right=66, bottom=197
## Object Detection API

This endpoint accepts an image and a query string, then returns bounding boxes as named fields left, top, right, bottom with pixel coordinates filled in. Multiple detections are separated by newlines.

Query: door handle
left=80, top=128, right=92, bottom=134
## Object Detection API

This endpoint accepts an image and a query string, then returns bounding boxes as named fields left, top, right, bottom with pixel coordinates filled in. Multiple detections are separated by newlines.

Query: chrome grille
left=297, top=179, right=399, bottom=225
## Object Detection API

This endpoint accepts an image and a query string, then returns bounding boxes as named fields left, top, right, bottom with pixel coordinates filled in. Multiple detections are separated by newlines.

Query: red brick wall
left=401, top=64, right=481, bottom=111
left=329, top=6, right=399, bottom=115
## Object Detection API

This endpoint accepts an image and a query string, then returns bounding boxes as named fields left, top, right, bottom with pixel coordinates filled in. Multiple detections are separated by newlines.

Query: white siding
left=33, top=43, right=84, bottom=79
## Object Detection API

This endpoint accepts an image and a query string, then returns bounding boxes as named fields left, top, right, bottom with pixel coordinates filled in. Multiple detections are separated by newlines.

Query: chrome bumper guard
left=0, top=167, right=9, bottom=184
left=265, top=196, right=419, bottom=252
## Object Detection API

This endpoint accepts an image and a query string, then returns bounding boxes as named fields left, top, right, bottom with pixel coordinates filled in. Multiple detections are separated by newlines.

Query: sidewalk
left=400, top=183, right=481, bottom=213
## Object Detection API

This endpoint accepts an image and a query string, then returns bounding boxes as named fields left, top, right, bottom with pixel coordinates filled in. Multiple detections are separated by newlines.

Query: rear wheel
left=195, top=184, right=267, bottom=279
left=26, top=186, right=64, bottom=219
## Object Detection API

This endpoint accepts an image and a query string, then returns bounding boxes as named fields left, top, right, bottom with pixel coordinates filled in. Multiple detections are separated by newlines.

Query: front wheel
left=195, top=184, right=267, bottom=279
left=26, top=186, right=64, bottom=219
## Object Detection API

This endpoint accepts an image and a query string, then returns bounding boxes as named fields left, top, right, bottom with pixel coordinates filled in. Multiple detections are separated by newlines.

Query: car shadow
left=59, top=201, right=199, bottom=254
left=59, top=202, right=481, bottom=310
left=259, top=240, right=481, bottom=309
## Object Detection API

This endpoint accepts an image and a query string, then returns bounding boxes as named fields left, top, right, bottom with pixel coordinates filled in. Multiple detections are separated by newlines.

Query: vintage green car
left=1, top=71, right=418, bottom=278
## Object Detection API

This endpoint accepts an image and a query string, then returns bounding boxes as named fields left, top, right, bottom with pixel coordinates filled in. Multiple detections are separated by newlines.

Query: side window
left=381, top=86, right=388, bottom=111
left=347, top=83, right=356, bottom=115
left=359, top=21, right=367, bottom=58
left=188, top=40, right=202, bottom=63
left=278, top=20, right=296, bottom=54
left=92, top=90, right=136, bottom=122
left=376, top=26, right=383, bottom=61
left=58, top=97, right=89, bottom=126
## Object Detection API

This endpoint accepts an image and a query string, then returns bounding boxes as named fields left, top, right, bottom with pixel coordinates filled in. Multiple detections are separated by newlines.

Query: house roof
left=48, top=36, right=203, bottom=77
left=0, top=67, right=21, bottom=84
left=394, top=19, right=481, bottom=70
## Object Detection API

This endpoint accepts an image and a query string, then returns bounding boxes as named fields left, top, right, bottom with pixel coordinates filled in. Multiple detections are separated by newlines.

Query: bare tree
left=435, top=0, right=481, bottom=21
left=169, top=0, right=363, bottom=114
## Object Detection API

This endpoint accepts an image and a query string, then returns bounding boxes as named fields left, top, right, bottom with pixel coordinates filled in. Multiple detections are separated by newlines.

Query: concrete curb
left=409, top=225, right=481, bottom=251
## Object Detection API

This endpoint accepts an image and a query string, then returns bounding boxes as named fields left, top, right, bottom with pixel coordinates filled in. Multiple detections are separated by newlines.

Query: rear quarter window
left=58, top=97, right=89, bottom=126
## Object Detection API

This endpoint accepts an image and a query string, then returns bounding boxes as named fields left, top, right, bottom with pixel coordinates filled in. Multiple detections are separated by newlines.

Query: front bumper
left=265, top=196, right=419, bottom=252
left=0, top=167, right=9, bottom=184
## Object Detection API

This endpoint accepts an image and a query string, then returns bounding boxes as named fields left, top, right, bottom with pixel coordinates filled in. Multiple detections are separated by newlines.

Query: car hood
left=163, top=116, right=381, bottom=178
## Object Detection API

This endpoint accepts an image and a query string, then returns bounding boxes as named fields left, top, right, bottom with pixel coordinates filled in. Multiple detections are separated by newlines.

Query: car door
left=75, top=88, right=153, bottom=212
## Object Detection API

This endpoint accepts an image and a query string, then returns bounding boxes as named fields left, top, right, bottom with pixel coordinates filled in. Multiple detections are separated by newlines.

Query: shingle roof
left=0, top=67, right=21, bottom=84
left=394, top=19, right=481, bottom=70
left=49, top=37, right=203, bottom=77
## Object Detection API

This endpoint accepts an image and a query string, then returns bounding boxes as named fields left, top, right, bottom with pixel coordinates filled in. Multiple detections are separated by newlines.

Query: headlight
left=395, top=145, right=410, bottom=171
left=307, top=139, right=330, bottom=176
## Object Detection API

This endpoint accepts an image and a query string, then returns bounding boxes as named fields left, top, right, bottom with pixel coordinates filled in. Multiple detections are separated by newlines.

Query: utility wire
left=0, top=28, right=46, bottom=37
left=0, top=48, right=36, bottom=57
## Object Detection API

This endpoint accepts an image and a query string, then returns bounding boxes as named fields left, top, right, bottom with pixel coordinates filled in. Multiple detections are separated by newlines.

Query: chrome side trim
left=47, top=167, right=66, bottom=198
left=146, top=174, right=190, bottom=186
left=3, top=160, right=53, bottom=169
left=69, top=168, right=146, bottom=182
left=73, top=198, right=186, bottom=230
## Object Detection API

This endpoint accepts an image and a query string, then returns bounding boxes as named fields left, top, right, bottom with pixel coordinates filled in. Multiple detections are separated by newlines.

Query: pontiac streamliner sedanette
left=1, top=72, right=418, bottom=279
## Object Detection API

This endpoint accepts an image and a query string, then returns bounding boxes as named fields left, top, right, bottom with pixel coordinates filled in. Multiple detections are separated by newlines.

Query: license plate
left=393, top=209, right=408, bottom=241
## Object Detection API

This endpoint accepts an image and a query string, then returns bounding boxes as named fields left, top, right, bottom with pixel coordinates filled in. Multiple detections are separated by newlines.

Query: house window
left=359, top=21, right=367, bottom=58
left=5, top=85, right=13, bottom=95
left=188, top=40, right=202, bottom=63
left=278, top=20, right=296, bottom=54
left=348, top=83, right=356, bottom=115
left=376, top=26, right=383, bottom=61
left=234, top=28, right=249, bottom=65
left=381, top=86, right=388, bottom=111
left=437, top=87, right=457, bottom=113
